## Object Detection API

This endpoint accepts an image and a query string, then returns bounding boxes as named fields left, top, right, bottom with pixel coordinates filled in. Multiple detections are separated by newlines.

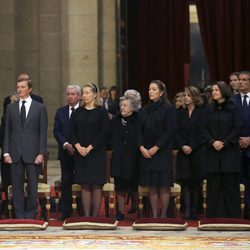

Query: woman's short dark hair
left=212, top=81, right=232, bottom=100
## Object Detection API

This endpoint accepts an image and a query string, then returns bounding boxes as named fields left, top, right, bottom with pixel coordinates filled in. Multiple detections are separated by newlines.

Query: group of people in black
left=54, top=72, right=250, bottom=222
left=173, top=72, right=250, bottom=220
left=1, top=71, right=250, bottom=222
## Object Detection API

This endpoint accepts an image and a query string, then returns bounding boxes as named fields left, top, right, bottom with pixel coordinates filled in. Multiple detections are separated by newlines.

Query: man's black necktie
left=20, top=100, right=26, bottom=127
left=243, top=95, right=248, bottom=118
left=70, top=107, right=75, bottom=118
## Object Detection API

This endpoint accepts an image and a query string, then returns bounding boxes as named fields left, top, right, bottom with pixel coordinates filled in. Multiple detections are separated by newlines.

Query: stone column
left=100, top=0, right=117, bottom=88
left=60, top=0, right=117, bottom=89
left=0, top=0, right=17, bottom=113
left=14, top=0, right=39, bottom=91
left=37, top=0, right=62, bottom=157
left=61, top=0, right=99, bottom=87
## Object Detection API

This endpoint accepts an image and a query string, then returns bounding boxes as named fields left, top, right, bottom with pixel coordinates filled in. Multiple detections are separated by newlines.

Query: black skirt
left=74, top=151, right=106, bottom=186
left=139, top=170, right=173, bottom=188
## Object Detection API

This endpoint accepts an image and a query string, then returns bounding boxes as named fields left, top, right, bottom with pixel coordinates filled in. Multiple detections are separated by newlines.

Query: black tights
left=181, top=180, right=201, bottom=218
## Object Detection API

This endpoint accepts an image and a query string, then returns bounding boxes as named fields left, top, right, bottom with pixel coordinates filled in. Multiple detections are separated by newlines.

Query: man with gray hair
left=53, top=84, right=82, bottom=220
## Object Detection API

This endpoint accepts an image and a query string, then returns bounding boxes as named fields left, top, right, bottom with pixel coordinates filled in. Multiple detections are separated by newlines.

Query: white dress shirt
left=240, top=93, right=250, bottom=106
left=19, top=96, right=32, bottom=117
left=68, top=102, right=80, bottom=118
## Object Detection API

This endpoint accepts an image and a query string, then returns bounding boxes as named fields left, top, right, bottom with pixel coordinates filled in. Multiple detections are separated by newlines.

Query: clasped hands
left=140, top=145, right=159, bottom=158
left=75, top=143, right=93, bottom=157
left=212, top=140, right=224, bottom=151
left=212, top=137, right=250, bottom=151
left=182, top=145, right=192, bottom=155
left=239, top=137, right=250, bottom=149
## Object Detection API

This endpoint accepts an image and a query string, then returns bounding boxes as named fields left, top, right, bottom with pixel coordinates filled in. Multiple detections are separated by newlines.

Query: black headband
left=90, top=83, right=98, bottom=93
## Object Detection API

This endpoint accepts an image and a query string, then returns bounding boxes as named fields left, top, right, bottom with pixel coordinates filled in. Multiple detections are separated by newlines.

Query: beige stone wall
left=0, top=0, right=117, bottom=159
left=0, top=0, right=16, bottom=99
left=101, top=0, right=117, bottom=87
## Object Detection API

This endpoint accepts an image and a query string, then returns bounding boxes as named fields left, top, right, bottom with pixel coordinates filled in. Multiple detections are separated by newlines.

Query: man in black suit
left=3, top=78, right=47, bottom=219
left=53, top=85, right=81, bottom=220
left=233, top=71, right=250, bottom=219
left=0, top=73, right=43, bottom=216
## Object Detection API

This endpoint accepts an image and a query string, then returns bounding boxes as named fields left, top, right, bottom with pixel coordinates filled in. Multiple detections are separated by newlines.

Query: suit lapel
left=14, top=102, right=22, bottom=128
left=235, top=94, right=243, bottom=110
left=24, top=100, right=36, bottom=128
left=64, top=105, right=70, bottom=120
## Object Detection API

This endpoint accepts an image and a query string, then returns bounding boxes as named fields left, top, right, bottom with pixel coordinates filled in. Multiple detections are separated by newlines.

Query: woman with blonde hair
left=71, top=83, right=109, bottom=217
left=173, top=92, right=184, bottom=110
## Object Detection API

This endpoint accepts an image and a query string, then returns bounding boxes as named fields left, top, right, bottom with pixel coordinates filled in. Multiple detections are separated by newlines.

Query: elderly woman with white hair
left=110, top=91, right=141, bottom=220
left=124, top=89, right=142, bottom=111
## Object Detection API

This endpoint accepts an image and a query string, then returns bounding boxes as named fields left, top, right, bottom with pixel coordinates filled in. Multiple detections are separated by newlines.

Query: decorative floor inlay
left=0, top=233, right=249, bottom=249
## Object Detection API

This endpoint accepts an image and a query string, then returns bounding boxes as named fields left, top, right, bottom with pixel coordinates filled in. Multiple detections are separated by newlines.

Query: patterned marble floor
left=0, top=227, right=249, bottom=250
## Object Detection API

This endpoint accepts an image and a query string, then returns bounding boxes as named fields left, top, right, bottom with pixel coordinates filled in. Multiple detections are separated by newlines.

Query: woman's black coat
left=201, top=100, right=242, bottom=174
left=138, top=100, right=176, bottom=172
left=110, top=112, right=139, bottom=180
left=175, top=106, right=205, bottom=180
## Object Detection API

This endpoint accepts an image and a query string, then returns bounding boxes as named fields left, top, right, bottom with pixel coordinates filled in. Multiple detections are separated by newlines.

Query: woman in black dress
left=110, top=93, right=141, bottom=220
left=175, top=86, right=204, bottom=219
left=138, top=80, right=176, bottom=218
left=201, top=81, right=242, bottom=218
left=71, top=83, right=109, bottom=217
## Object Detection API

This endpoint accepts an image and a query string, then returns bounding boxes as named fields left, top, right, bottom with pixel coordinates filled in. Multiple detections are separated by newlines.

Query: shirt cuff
left=63, top=142, right=69, bottom=149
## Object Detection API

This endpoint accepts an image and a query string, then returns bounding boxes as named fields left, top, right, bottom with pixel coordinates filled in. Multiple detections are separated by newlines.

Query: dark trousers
left=60, top=154, right=75, bottom=217
left=207, top=172, right=241, bottom=218
left=11, top=160, right=39, bottom=219
left=240, top=152, right=250, bottom=208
